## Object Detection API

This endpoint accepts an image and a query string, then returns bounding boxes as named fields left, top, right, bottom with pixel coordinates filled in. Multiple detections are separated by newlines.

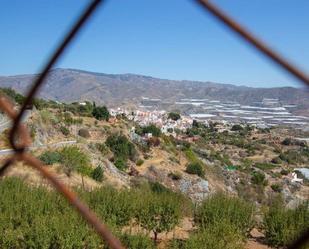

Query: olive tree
left=136, top=191, right=181, bottom=242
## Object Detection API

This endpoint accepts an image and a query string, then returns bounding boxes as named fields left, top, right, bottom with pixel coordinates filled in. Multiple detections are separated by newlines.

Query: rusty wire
left=0, top=0, right=124, bottom=248
left=0, top=0, right=308, bottom=248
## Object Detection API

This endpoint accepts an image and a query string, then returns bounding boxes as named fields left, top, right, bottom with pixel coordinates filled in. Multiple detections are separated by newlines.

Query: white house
left=291, top=172, right=303, bottom=184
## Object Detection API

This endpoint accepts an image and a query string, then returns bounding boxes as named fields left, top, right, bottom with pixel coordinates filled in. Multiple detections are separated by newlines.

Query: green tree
left=141, top=124, right=161, bottom=137
left=136, top=191, right=181, bottom=243
left=91, top=166, right=104, bottom=182
left=264, top=198, right=309, bottom=248
left=105, top=134, right=137, bottom=162
left=114, top=158, right=127, bottom=171
left=92, top=106, right=110, bottom=121
left=186, top=162, right=205, bottom=177
left=231, top=124, right=243, bottom=131
left=59, top=146, right=91, bottom=176
left=179, top=222, right=244, bottom=249
left=251, top=171, right=268, bottom=186
left=195, top=193, right=255, bottom=236
left=39, top=151, right=62, bottom=165
left=168, top=112, right=181, bottom=121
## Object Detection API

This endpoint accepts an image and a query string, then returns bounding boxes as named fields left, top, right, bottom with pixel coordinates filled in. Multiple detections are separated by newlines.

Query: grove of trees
left=0, top=178, right=307, bottom=249
left=105, top=134, right=137, bottom=170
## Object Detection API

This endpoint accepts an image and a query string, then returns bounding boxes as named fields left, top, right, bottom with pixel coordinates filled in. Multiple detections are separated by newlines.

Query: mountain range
left=0, top=68, right=308, bottom=115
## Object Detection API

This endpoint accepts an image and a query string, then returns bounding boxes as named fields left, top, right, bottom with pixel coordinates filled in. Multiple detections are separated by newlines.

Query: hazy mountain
left=0, top=68, right=308, bottom=115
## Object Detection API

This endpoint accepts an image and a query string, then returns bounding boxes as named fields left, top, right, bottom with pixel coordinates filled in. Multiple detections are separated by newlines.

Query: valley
left=0, top=88, right=308, bottom=248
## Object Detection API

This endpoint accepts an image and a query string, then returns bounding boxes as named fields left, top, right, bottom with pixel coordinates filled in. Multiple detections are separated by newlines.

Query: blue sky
left=1, top=0, right=308, bottom=88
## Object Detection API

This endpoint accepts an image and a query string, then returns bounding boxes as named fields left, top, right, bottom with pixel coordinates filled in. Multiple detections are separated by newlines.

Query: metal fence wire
left=0, top=0, right=308, bottom=248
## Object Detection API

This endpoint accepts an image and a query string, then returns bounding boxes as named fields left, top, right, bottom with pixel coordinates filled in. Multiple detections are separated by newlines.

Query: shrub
left=78, top=128, right=90, bottom=138
left=282, top=137, right=292, bottom=146
left=186, top=162, right=205, bottom=177
left=263, top=199, right=309, bottom=248
left=168, top=112, right=181, bottom=121
left=231, top=124, right=243, bottom=131
left=106, top=134, right=137, bottom=161
left=137, top=124, right=161, bottom=137
left=39, top=110, right=58, bottom=124
left=280, top=169, right=289, bottom=175
left=168, top=172, right=182, bottom=180
left=120, top=234, right=155, bottom=249
left=59, top=126, right=70, bottom=136
left=254, top=162, right=276, bottom=170
left=195, top=193, right=254, bottom=236
left=251, top=171, right=268, bottom=186
left=62, top=112, right=74, bottom=125
left=149, top=182, right=171, bottom=194
left=39, top=151, right=62, bottom=165
left=147, top=137, right=160, bottom=147
left=59, top=146, right=91, bottom=176
left=91, top=166, right=104, bottom=182
left=114, top=158, right=127, bottom=171
left=271, top=157, right=282, bottom=164
left=136, top=159, right=144, bottom=166
left=181, top=222, right=244, bottom=249
left=95, top=143, right=109, bottom=155
left=271, top=184, right=282, bottom=192
left=92, top=106, right=110, bottom=121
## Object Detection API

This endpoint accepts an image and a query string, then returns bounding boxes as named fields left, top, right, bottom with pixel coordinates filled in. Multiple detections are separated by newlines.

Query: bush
left=106, top=134, right=137, bottom=162
left=147, top=137, right=160, bottom=147
left=231, top=124, right=243, bottom=131
left=186, top=162, right=205, bottom=177
left=179, top=222, right=244, bottom=249
left=254, top=162, right=276, bottom=170
left=136, top=159, right=144, bottom=166
left=91, top=166, right=104, bottom=182
left=39, top=110, right=58, bottom=124
left=282, top=137, right=292, bottom=146
left=78, top=128, right=90, bottom=138
left=92, top=106, right=110, bottom=121
left=280, top=169, right=289, bottom=175
left=168, top=172, right=182, bottom=180
left=149, top=182, right=171, bottom=194
left=264, top=199, right=309, bottom=248
left=137, top=124, right=161, bottom=137
left=271, top=157, right=282, bottom=164
left=95, top=143, right=109, bottom=155
left=251, top=171, right=268, bottom=186
left=59, top=125, right=70, bottom=136
left=195, top=193, right=254, bottom=236
left=271, top=184, right=282, bottom=193
left=59, top=146, right=91, bottom=176
left=39, top=151, right=62, bottom=165
left=120, top=234, right=155, bottom=249
left=168, top=112, right=181, bottom=121
left=114, top=158, right=127, bottom=171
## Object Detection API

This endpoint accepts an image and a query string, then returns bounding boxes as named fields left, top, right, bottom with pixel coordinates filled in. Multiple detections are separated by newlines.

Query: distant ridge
left=0, top=68, right=308, bottom=115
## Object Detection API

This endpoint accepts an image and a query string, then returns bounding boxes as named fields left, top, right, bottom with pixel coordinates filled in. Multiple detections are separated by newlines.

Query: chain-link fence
left=0, top=0, right=308, bottom=248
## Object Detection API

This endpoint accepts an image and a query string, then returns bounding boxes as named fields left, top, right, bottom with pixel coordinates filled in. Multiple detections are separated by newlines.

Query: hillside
left=0, top=95, right=308, bottom=248
left=0, top=84, right=308, bottom=249
left=1, top=68, right=309, bottom=116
